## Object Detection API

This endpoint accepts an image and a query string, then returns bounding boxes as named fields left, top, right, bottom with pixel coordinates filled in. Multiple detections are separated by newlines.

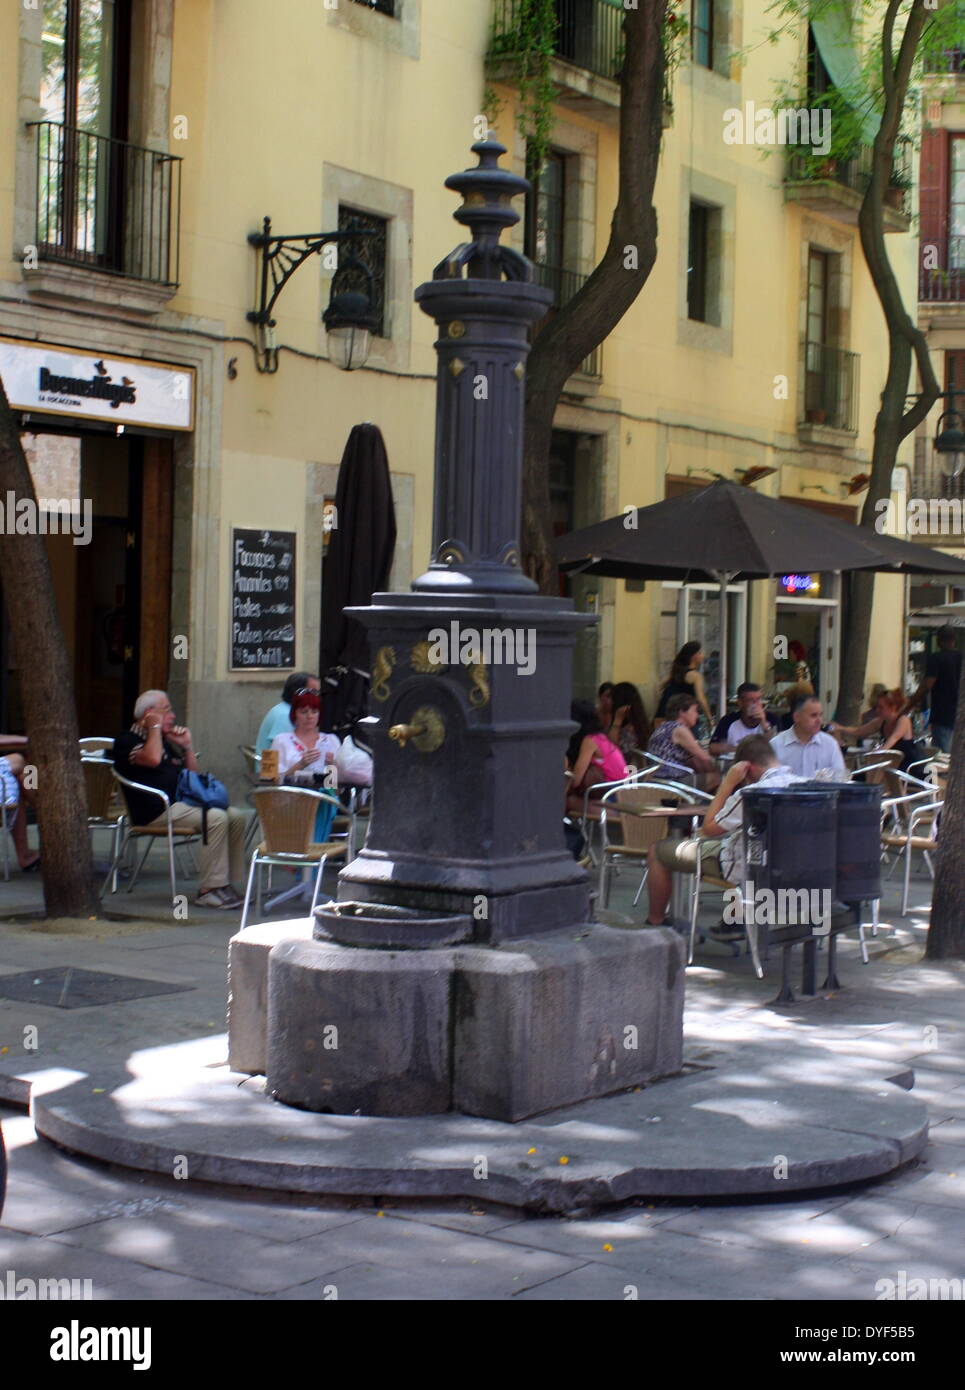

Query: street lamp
left=247, top=216, right=377, bottom=374
left=934, top=391, right=965, bottom=478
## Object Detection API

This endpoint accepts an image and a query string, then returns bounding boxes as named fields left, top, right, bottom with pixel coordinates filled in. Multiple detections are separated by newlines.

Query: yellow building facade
left=0, top=0, right=918, bottom=782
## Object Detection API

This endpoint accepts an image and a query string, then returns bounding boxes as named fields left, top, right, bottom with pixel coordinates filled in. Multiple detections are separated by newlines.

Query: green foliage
left=662, top=0, right=690, bottom=110
left=490, top=0, right=557, bottom=171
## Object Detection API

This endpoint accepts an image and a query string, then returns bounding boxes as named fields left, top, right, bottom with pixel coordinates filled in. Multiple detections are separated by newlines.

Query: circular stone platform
left=30, top=1036, right=928, bottom=1214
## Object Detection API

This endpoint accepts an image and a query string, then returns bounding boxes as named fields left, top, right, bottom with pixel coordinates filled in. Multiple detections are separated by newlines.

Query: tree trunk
left=836, top=0, right=939, bottom=722
left=0, top=375, right=99, bottom=918
left=522, top=0, right=665, bottom=592
left=928, top=671, right=965, bottom=957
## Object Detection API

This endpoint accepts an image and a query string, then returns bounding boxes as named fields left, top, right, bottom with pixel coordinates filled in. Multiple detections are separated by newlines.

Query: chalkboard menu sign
left=230, top=528, right=296, bottom=669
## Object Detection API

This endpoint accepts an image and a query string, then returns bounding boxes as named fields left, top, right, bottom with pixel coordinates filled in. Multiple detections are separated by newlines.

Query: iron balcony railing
left=914, top=437, right=965, bottom=502
left=802, top=342, right=859, bottom=432
left=490, top=0, right=623, bottom=81
left=489, top=0, right=676, bottom=109
left=29, top=121, right=182, bottom=287
left=533, top=262, right=601, bottom=377
left=785, top=139, right=912, bottom=217
left=919, top=236, right=965, bottom=302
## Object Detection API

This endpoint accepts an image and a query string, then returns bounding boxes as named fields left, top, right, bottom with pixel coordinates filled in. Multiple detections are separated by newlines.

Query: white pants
left=143, top=802, right=248, bottom=891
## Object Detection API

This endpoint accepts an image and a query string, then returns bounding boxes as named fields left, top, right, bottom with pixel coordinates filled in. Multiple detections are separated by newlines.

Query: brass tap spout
left=389, top=722, right=425, bottom=749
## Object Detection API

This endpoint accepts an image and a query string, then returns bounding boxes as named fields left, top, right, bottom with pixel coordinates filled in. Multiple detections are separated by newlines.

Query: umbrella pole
left=716, top=571, right=736, bottom=720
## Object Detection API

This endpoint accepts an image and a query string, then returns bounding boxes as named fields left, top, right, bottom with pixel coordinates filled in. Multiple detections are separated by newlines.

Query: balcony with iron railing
left=487, top=0, right=674, bottom=127
left=801, top=342, right=859, bottom=436
left=784, top=139, right=912, bottom=233
left=919, top=236, right=965, bottom=303
left=923, top=48, right=965, bottom=75
left=533, top=262, right=601, bottom=379
left=27, top=121, right=182, bottom=291
left=913, top=437, right=965, bottom=544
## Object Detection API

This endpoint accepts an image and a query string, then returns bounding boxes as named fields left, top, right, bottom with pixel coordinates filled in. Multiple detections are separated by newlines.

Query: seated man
left=0, top=754, right=40, bottom=871
left=708, top=682, right=775, bottom=755
left=255, top=672, right=320, bottom=756
left=644, top=735, right=801, bottom=929
left=114, top=690, right=248, bottom=910
left=771, top=694, right=845, bottom=777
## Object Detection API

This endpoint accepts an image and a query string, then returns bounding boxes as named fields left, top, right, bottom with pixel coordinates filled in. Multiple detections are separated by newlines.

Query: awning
left=809, top=1, right=880, bottom=145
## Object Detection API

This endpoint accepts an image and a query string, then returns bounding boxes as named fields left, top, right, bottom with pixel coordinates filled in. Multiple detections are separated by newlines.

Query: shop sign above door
left=0, top=336, right=194, bottom=431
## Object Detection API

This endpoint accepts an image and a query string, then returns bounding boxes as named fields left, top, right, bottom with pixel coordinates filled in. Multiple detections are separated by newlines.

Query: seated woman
left=606, top=681, right=651, bottom=766
left=831, top=689, right=922, bottom=774
left=646, top=693, right=720, bottom=790
left=271, top=688, right=342, bottom=841
left=0, top=754, right=39, bottom=871
left=565, top=701, right=628, bottom=814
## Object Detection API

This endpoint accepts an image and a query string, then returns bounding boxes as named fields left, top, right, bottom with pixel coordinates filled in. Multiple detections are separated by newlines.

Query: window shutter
left=919, top=127, right=949, bottom=257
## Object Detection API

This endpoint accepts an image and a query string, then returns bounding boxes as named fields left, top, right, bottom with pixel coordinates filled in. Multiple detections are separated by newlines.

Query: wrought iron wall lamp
left=247, top=216, right=379, bottom=374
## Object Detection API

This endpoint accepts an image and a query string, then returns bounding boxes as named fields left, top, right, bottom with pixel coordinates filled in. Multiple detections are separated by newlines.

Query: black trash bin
left=740, top=785, right=839, bottom=1001
left=741, top=785, right=838, bottom=901
left=800, top=781, right=882, bottom=905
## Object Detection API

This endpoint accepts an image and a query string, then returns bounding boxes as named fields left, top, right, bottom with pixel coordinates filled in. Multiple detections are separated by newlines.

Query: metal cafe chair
left=880, top=787, right=944, bottom=916
left=241, top=786, right=347, bottom=930
left=575, top=766, right=654, bottom=866
left=111, top=770, right=204, bottom=905
left=640, top=751, right=697, bottom=788
left=239, top=745, right=264, bottom=852
left=82, top=757, right=126, bottom=895
left=598, top=779, right=679, bottom=908
left=79, top=737, right=115, bottom=756
left=0, top=798, right=16, bottom=882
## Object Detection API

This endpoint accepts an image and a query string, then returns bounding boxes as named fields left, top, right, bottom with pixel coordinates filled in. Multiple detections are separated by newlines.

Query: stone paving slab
left=30, top=1030, right=928, bottom=1213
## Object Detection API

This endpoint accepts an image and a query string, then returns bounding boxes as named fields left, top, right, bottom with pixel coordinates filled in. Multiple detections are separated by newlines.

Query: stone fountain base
left=229, top=920, right=685, bottom=1121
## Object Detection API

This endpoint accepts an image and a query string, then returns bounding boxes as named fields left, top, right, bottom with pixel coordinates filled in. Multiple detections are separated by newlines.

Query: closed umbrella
left=556, top=479, right=965, bottom=715
left=319, top=423, right=397, bottom=738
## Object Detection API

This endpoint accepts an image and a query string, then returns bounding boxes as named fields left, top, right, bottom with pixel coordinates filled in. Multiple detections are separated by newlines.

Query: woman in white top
left=271, top=688, right=340, bottom=783
left=271, top=688, right=341, bottom=842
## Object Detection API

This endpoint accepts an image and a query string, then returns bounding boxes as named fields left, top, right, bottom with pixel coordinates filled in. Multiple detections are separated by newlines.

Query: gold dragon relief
left=371, top=646, right=396, bottom=702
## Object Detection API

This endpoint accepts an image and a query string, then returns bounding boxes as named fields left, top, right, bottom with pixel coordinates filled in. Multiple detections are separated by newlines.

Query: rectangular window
left=947, top=351, right=965, bottom=394
left=524, top=147, right=567, bottom=277
left=33, top=1, right=184, bottom=284
left=687, top=200, right=720, bottom=323
left=951, top=136, right=965, bottom=270
left=338, top=205, right=388, bottom=338
left=351, top=0, right=396, bottom=14
left=692, top=0, right=714, bottom=69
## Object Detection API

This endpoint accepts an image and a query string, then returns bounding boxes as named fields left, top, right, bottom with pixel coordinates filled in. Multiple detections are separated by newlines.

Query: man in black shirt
left=114, top=690, right=247, bottom=909
left=910, top=627, right=962, bottom=755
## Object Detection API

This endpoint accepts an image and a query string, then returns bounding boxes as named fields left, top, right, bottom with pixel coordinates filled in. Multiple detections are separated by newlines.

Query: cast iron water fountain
left=265, top=141, right=684, bottom=1119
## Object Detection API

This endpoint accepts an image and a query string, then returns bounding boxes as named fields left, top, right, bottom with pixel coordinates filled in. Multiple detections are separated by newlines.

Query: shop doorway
left=774, top=572, right=841, bottom=709
left=0, top=428, right=173, bottom=736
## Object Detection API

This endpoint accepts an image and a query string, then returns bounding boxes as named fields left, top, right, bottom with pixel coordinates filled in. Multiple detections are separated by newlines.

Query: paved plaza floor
left=1, top=839, right=964, bottom=1301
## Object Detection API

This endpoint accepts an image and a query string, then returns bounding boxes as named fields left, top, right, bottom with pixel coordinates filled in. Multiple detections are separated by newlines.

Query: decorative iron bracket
left=247, top=216, right=374, bottom=329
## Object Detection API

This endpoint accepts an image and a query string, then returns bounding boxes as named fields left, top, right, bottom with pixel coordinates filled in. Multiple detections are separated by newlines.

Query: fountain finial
left=434, top=139, right=533, bottom=282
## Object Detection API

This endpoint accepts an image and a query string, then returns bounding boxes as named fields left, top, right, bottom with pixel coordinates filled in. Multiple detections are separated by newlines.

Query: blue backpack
left=175, top=769, right=228, bottom=842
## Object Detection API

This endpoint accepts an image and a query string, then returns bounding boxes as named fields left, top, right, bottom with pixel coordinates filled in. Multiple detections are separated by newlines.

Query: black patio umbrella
left=319, top=423, right=397, bottom=738
left=556, top=479, right=965, bottom=714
